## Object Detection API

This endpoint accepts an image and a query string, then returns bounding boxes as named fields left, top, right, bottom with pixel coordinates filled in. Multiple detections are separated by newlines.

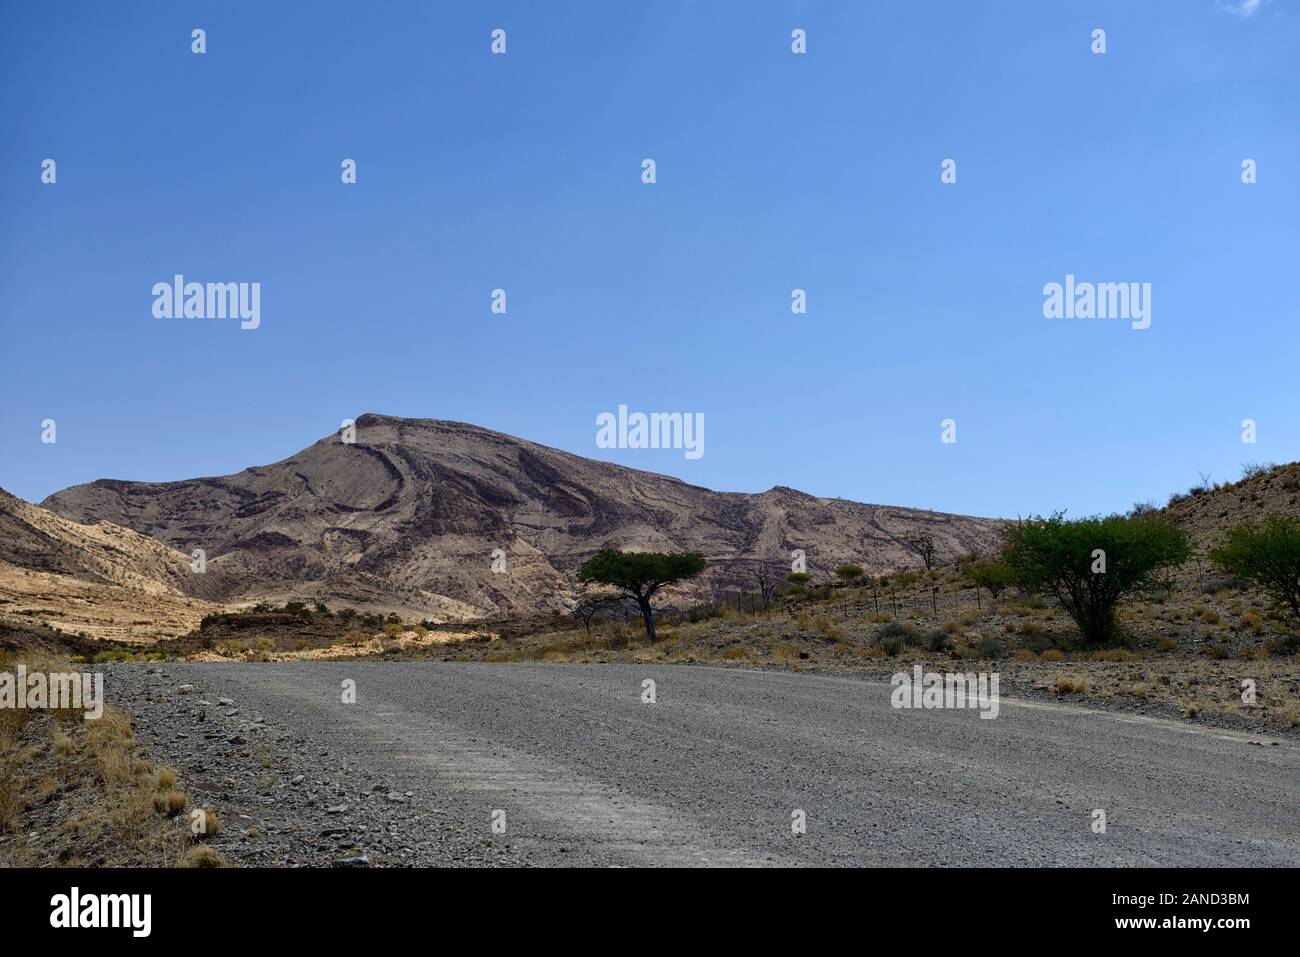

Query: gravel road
left=110, top=662, right=1300, bottom=867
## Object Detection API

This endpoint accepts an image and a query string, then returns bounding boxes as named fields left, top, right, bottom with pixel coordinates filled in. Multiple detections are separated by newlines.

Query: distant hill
left=39, top=414, right=1005, bottom=623
left=0, top=487, right=222, bottom=642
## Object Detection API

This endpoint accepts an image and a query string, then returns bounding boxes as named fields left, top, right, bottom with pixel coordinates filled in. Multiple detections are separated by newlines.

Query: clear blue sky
left=2, top=1, right=1296, bottom=518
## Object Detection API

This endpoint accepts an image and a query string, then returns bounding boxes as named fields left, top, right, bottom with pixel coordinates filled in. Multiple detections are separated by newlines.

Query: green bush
left=1211, top=515, right=1300, bottom=625
left=963, top=559, right=1016, bottom=600
left=1002, top=512, right=1190, bottom=646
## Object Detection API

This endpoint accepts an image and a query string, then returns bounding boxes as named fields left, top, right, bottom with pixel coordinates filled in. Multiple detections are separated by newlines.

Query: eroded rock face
left=41, top=414, right=1005, bottom=621
left=0, top=487, right=223, bottom=642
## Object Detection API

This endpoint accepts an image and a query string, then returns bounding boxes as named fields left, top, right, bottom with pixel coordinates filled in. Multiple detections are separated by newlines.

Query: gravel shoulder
left=107, top=661, right=1300, bottom=867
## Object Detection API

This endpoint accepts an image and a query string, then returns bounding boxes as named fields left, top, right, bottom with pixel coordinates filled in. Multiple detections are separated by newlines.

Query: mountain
left=0, top=487, right=222, bottom=642
left=40, top=413, right=1005, bottom=622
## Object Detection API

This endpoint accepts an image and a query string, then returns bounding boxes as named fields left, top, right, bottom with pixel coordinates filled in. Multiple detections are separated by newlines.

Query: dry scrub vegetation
left=421, top=555, right=1300, bottom=733
left=415, top=464, right=1300, bottom=731
left=0, top=649, right=231, bottom=867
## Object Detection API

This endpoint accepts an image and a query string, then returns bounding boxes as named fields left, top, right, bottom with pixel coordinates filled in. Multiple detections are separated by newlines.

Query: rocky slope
left=0, top=488, right=222, bottom=642
left=41, top=414, right=1004, bottom=622
left=1163, top=462, right=1300, bottom=550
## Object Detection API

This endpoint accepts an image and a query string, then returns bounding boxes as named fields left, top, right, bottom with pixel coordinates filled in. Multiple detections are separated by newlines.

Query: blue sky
left=2, top=1, right=1296, bottom=518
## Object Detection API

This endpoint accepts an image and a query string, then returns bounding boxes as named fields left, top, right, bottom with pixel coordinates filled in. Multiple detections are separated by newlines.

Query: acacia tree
left=577, top=549, right=705, bottom=643
left=834, top=564, right=864, bottom=611
left=1211, top=515, right=1300, bottom=624
left=1002, top=513, right=1190, bottom=645
left=964, top=559, right=1016, bottom=607
left=901, top=531, right=937, bottom=570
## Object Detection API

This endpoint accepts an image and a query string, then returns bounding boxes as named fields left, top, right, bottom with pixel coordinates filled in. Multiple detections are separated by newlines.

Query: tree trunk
left=638, top=596, right=657, bottom=643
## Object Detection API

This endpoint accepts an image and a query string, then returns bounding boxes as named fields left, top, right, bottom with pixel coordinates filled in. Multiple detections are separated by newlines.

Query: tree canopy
left=1211, top=514, right=1300, bottom=624
left=577, top=549, right=705, bottom=642
left=1001, top=513, right=1190, bottom=645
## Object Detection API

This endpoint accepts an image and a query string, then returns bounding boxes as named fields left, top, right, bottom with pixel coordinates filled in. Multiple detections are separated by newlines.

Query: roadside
left=0, top=647, right=228, bottom=868
left=93, top=661, right=1300, bottom=868
left=105, top=663, right=509, bottom=867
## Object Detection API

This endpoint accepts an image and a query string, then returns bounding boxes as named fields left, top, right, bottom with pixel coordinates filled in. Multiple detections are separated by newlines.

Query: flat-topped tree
left=577, top=549, right=705, bottom=643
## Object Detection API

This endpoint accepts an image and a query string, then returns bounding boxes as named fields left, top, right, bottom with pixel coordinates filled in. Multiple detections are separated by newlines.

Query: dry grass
left=152, top=790, right=188, bottom=817
left=181, top=845, right=232, bottom=868
left=362, top=531, right=1300, bottom=731
left=0, top=649, right=222, bottom=867
left=1055, top=675, right=1089, bottom=694
left=191, top=807, right=221, bottom=840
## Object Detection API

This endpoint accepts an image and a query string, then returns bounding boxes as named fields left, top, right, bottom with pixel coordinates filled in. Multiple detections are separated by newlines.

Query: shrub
left=833, top=564, right=865, bottom=583
left=813, top=617, right=842, bottom=641
left=181, top=846, right=232, bottom=868
left=1002, top=513, right=1190, bottom=645
left=977, top=636, right=1005, bottom=659
left=877, top=622, right=916, bottom=641
left=1240, top=462, right=1277, bottom=481
left=924, top=630, right=951, bottom=652
left=192, top=808, right=222, bottom=840
left=1086, top=649, right=1136, bottom=662
left=963, top=559, right=1016, bottom=601
left=1264, top=635, right=1300, bottom=656
left=1210, top=515, right=1300, bottom=625
left=153, top=791, right=188, bottom=817
left=1201, top=575, right=1244, bottom=595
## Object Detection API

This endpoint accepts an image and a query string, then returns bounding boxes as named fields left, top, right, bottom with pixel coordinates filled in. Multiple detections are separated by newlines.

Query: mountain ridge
left=39, top=413, right=1007, bottom=622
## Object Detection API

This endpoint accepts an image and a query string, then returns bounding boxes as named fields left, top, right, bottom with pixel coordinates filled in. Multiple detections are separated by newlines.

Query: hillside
left=0, top=488, right=223, bottom=642
left=40, top=413, right=1005, bottom=622
left=1163, top=462, right=1300, bottom=551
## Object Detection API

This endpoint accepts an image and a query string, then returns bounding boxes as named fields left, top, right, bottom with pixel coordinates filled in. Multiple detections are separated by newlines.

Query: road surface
left=116, top=662, right=1300, bottom=867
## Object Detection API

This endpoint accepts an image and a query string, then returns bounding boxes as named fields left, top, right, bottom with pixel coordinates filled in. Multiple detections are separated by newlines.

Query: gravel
left=105, top=662, right=1300, bottom=867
